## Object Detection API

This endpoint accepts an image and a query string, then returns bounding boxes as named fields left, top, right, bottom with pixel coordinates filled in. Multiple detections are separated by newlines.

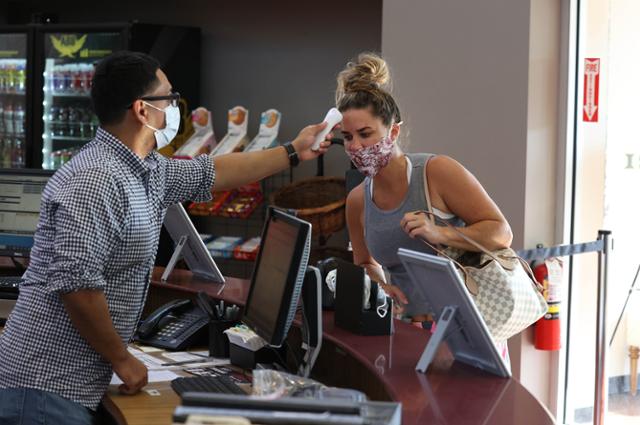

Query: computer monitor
left=161, top=203, right=225, bottom=283
left=398, top=248, right=511, bottom=378
left=242, top=207, right=312, bottom=348
left=0, top=169, right=54, bottom=258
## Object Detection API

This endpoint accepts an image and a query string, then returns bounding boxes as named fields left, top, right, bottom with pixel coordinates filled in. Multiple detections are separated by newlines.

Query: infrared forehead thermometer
left=312, top=108, right=343, bottom=151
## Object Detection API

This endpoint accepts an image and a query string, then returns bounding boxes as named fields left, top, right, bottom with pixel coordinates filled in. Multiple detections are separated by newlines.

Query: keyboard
left=171, top=375, right=247, bottom=397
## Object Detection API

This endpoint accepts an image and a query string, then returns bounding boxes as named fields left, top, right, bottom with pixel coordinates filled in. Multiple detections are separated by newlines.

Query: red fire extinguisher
left=532, top=250, right=563, bottom=351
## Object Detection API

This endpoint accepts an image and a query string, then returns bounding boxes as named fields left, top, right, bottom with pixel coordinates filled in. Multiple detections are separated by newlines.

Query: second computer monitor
left=0, top=169, right=54, bottom=258
left=242, top=207, right=311, bottom=347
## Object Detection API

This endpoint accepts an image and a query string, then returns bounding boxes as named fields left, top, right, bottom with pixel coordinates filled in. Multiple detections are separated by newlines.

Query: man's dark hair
left=91, top=51, right=161, bottom=125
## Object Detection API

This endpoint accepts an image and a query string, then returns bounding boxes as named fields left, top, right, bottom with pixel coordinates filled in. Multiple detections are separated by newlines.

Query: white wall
left=521, top=0, right=563, bottom=414
left=382, top=0, right=531, bottom=250
left=382, top=0, right=564, bottom=413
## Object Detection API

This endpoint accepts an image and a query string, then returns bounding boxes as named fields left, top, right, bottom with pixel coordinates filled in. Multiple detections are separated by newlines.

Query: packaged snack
left=208, top=190, right=235, bottom=215
left=199, top=234, right=216, bottom=245
left=210, top=106, right=249, bottom=156
left=206, top=236, right=243, bottom=258
left=233, top=237, right=261, bottom=261
left=173, top=107, right=216, bottom=159
left=188, top=191, right=235, bottom=216
left=219, top=191, right=264, bottom=219
left=244, top=109, right=281, bottom=152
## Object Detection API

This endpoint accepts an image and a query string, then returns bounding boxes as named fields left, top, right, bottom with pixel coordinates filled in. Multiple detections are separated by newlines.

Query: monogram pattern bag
left=418, top=211, right=548, bottom=341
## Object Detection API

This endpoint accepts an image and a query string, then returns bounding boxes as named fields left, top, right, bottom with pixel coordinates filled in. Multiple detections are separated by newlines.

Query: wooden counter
left=106, top=267, right=556, bottom=425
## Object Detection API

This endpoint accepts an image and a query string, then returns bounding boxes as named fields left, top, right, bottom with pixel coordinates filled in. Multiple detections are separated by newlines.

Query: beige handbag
left=419, top=167, right=547, bottom=340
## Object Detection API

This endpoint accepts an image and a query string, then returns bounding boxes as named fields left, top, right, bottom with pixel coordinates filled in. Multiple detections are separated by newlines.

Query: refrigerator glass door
left=0, top=33, right=28, bottom=169
left=41, top=31, right=120, bottom=169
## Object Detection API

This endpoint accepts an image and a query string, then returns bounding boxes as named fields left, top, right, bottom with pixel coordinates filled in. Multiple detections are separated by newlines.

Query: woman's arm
left=346, top=184, right=408, bottom=307
left=401, top=155, right=512, bottom=251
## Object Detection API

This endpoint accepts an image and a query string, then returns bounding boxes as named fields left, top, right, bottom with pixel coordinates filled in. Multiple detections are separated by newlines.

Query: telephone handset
left=135, top=299, right=209, bottom=351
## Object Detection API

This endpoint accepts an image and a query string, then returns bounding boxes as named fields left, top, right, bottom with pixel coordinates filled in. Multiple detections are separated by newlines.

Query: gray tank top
left=364, top=153, right=465, bottom=316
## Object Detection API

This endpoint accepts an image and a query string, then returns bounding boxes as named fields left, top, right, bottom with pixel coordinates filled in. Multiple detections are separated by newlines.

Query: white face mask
left=143, top=101, right=180, bottom=150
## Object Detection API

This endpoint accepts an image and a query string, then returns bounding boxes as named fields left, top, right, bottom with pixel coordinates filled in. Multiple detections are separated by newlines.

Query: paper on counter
left=162, top=352, right=208, bottom=363
left=127, top=347, right=165, bottom=370
left=135, top=345, right=163, bottom=353
left=110, top=370, right=179, bottom=386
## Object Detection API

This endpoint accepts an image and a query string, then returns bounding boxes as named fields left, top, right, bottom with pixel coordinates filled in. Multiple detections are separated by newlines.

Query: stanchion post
left=594, top=230, right=612, bottom=425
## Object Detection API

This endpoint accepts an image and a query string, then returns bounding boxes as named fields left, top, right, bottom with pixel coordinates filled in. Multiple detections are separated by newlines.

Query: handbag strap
left=416, top=233, right=479, bottom=296
left=418, top=210, right=503, bottom=264
left=420, top=158, right=543, bottom=294
left=420, top=159, right=511, bottom=269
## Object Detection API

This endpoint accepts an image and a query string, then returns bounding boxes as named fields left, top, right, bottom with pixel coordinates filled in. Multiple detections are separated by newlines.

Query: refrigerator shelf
left=0, top=92, right=27, bottom=96
left=48, top=92, right=91, bottom=98
left=47, top=135, right=91, bottom=142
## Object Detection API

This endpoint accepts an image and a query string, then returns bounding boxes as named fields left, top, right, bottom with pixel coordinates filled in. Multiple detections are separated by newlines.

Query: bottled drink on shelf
left=50, top=150, right=61, bottom=169
left=12, top=137, right=25, bottom=168
left=53, top=65, right=65, bottom=93
left=3, top=103, right=13, bottom=135
left=49, top=148, right=78, bottom=169
left=15, top=63, right=26, bottom=94
left=56, top=106, right=68, bottom=137
left=89, top=113, right=99, bottom=136
left=48, top=106, right=58, bottom=137
left=72, top=65, right=84, bottom=94
left=5, top=62, right=15, bottom=93
left=68, top=106, right=78, bottom=137
left=0, top=63, right=6, bottom=93
left=0, top=100, right=5, bottom=134
left=13, top=104, right=25, bottom=136
left=1, top=138, right=11, bottom=168
left=79, top=107, right=91, bottom=138
left=84, top=64, right=94, bottom=93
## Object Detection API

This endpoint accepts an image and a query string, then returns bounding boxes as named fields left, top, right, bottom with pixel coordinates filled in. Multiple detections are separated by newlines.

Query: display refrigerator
left=0, top=26, right=34, bottom=169
left=31, top=22, right=200, bottom=170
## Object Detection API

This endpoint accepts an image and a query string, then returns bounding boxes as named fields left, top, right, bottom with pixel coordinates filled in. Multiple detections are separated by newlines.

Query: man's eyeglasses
left=128, top=92, right=180, bottom=108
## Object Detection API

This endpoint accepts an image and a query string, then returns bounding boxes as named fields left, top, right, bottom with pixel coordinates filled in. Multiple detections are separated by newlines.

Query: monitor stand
left=161, top=235, right=188, bottom=282
left=416, top=306, right=458, bottom=373
left=299, top=266, right=322, bottom=378
left=240, top=267, right=322, bottom=376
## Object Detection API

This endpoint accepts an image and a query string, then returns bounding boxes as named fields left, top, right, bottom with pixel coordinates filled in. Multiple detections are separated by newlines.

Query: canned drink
left=67, top=107, right=78, bottom=137
left=53, top=65, right=64, bottom=93
left=57, top=106, right=69, bottom=137
left=61, top=149, right=72, bottom=164
left=63, top=65, right=73, bottom=93
left=51, top=150, right=62, bottom=169
left=84, top=65, right=94, bottom=94
left=72, top=65, right=84, bottom=93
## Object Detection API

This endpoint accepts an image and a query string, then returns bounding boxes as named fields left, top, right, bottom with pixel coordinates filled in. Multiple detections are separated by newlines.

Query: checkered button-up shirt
left=0, top=128, right=215, bottom=410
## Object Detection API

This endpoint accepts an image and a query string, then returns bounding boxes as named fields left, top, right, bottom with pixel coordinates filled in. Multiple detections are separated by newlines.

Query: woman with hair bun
left=337, top=53, right=513, bottom=360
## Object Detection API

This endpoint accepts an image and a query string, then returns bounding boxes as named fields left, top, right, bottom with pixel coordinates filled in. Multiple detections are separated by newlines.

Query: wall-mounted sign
left=583, top=58, right=600, bottom=123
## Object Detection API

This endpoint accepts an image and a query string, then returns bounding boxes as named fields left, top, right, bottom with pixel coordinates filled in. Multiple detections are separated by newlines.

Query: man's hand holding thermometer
left=311, top=108, right=343, bottom=151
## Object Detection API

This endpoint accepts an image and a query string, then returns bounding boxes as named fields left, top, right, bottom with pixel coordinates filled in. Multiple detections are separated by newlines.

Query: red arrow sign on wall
left=583, top=58, right=600, bottom=122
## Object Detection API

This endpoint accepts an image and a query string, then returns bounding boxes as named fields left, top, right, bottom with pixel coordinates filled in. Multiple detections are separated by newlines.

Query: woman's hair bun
left=336, top=52, right=391, bottom=102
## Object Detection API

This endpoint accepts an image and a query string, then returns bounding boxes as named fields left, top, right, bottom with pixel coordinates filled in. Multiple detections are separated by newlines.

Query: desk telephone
left=135, top=299, right=209, bottom=350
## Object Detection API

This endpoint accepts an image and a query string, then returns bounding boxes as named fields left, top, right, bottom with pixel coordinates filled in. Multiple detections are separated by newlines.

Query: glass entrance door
left=565, top=0, right=640, bottom=423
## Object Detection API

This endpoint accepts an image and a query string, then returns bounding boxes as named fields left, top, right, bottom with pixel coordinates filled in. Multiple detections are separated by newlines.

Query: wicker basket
left=270, top=176, right=346, bottom=238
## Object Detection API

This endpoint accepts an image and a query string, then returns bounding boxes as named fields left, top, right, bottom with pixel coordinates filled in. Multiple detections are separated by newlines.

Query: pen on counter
left=215, top=300, right=225, bottom=320
left=161, top=358, right=212, bottom=367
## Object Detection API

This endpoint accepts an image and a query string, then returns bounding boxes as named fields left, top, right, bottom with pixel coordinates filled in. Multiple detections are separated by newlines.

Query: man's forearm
left=61, top=289, right=128, bottom=365
left=211, top=146, right=289, bottom=191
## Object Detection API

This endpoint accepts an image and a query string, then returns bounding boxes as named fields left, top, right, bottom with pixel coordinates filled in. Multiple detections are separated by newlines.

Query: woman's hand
left=378, top=283, right=408, bottom=314
left=400, top=211, right=448, bottom=245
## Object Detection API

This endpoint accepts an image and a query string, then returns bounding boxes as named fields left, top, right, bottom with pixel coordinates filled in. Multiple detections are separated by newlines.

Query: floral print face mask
left=346, top=133, right=395, bottom=177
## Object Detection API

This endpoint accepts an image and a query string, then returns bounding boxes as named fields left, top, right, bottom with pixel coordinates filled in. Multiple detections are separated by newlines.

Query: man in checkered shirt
left=0, top=51, right=331, bottom=424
